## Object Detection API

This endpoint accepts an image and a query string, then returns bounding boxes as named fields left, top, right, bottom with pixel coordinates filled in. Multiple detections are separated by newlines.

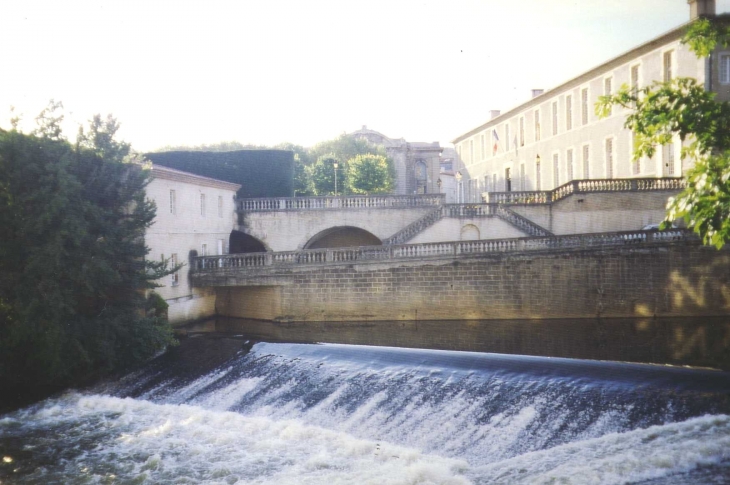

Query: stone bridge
left=186, top=177, right=730, bottom=323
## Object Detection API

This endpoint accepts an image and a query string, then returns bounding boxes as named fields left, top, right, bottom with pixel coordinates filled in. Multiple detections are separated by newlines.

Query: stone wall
left=510, top=190, right=677, bottom=235
left=212, top=242, right=730, bottom=322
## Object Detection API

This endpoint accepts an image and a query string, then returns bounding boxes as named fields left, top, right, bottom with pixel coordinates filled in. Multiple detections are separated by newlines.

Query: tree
left=0, top=103, right=176, bottom=396
left=346, top=154, right=394, bottom=194
left=310, top=153, right=345, bottom=195
left=597, top=18, right=730, bottom=248
left=308, top=135, right=394, bottom=196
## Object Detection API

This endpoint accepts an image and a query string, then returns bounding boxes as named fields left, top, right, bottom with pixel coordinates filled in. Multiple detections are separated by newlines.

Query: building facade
left=146, top=164, right=241, bottom=324
left=349, top=126, right=443, bottom=196
left=452, top=0, right=727, bottom=203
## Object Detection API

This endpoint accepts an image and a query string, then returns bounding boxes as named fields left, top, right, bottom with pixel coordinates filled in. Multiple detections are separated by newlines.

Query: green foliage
left=310, top=154, right=345, bottom=196
left=596, top=19, right=730, bottom=249
left=681, top=18, right=730, bottom=58
left=346, top=154, right=394, bottom=194
left=308, top=135, right=393, bottom=196
left=665, top=153, right=730, bottom=249
left=0, top=104, right=176, bottom=392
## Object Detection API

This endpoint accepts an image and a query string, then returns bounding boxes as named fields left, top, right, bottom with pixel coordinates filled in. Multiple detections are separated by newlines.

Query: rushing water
left=2, top=335, right=730, bottom=484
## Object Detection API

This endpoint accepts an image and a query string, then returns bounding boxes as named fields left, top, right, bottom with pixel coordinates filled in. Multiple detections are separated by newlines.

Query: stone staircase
left=382, top=207, right=444, bottom=245
left=383, top=203, right=552, bottom=245
left=495, top=206, right=553, bottom=237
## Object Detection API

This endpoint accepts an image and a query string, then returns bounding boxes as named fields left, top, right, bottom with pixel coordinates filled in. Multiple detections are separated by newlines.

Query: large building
left=145, top=164, right=240, bottom=324
left=452, top=0, right=728, bottom=203
left=349, top=126, right=443, bottom=196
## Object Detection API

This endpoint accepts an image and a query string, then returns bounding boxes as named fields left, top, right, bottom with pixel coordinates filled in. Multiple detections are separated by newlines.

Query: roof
left=151, top=164, right=242, bottom=191
left=452, top=17, right=700, bottom=144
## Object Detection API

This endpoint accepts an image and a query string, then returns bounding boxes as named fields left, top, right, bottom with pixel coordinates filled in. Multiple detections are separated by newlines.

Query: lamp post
left=437, top=178, right=442, bottom=192
left=333, top=161, right=339, bottom=196
left=455, top=171, right=463, bottom=203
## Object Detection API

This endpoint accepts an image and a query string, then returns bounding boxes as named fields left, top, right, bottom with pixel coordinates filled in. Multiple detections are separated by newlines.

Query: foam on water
left=0, top=393, right=471, bottom=484
left=3, top=340, right=730, bottom=483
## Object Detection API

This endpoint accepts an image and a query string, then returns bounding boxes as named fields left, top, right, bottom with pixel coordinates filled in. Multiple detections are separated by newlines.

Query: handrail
left=238, top=194, right=445, bottom=211
left=495, top=206, right=553, bottom=237
left=192, top=228, right=695, bottom=272
left=382, top=204, right=500, bottom=245
left=486, top=177, right=686, bottom=205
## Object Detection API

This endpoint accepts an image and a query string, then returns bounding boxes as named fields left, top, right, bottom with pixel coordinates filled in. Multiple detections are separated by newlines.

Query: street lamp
left=333, top=161, right=339, bottom=196
left=437, top=178, right=442, bottom=191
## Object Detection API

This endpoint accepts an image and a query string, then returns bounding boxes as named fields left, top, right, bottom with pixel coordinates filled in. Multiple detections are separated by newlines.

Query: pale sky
left=2, top=0, right=729, bottom=151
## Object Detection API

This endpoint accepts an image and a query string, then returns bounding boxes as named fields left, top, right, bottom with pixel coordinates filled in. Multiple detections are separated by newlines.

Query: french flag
left=492, top=129, right=499, bottom=155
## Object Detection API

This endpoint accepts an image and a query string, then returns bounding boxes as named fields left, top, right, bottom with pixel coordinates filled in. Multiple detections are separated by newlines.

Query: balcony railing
left=238, top=194, right=445, bottom=211
left=486, top=177, right=686, bottom=205
left=192, top=228, right=694, bottom=273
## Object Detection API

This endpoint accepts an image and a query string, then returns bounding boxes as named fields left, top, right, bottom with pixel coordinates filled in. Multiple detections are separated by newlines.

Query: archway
left=229, top=230, right=267, bottom=253
left=304, top=226, right=382, bottom=249
left=416, top=160, right=428, bottom=194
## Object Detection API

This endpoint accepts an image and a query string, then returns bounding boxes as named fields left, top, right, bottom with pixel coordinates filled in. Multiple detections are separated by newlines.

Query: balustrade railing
left=238, top=194, right=444, bottom=211
left=193, top=228, right=694, bottom=273
left=495, top=206, right=553, bottom=237
left=486, top=177, right=686, bottom=205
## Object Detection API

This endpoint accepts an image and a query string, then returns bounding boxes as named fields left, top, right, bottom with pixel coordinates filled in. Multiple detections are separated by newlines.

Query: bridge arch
left=229, top=230, right=268, bottom=253
left=304, top=226, right=382, bottom=249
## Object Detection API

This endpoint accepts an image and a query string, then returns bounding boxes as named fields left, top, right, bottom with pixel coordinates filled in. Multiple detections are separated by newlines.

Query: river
left=1, top=319, right=730, bottom=484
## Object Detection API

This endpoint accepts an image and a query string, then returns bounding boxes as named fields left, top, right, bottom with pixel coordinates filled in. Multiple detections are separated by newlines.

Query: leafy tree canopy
left=597, top=18, right=730, bottom=248
left=0, top=102, right=176, bottom=398
left=347, top=154, right=394, bottom=195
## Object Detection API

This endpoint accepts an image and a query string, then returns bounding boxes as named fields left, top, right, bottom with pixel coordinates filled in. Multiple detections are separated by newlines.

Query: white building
left=452, top=0, right=727, bottom=203
left=146, top=164, right=240, bottom=324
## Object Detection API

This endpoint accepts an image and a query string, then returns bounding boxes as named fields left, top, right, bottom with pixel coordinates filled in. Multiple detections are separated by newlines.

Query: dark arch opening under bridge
left=229, top=230, right=267, bottom=253
left=304, top=226, right=382, bottom=249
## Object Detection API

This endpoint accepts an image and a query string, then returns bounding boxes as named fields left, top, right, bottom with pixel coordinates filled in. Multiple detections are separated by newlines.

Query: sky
left=2, top=0, right=729, bottom=151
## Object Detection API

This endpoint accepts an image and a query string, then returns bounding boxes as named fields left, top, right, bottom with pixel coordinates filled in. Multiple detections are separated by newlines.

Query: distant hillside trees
left=0, top=102, right=176, bottom=398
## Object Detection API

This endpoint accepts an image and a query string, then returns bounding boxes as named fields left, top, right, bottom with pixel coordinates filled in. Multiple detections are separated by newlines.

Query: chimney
left=688, top=0, right=715, bottom=19
left=490, top=110, right=501, bottom=119
left=531, top=89, right=544, bottom=98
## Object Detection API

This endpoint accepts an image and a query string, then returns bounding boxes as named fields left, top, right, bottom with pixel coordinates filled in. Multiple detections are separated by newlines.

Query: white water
left=2, top=341, right=730, bottom=484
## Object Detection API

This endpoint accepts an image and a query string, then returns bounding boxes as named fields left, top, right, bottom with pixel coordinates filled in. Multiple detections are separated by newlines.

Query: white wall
left=146, top=169, right=239, bottom=324
left=408, top=217, right=528, bottom=244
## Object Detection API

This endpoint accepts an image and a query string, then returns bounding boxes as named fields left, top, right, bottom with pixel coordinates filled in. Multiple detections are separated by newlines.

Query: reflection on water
left=182, top=316, right=730, bottom=370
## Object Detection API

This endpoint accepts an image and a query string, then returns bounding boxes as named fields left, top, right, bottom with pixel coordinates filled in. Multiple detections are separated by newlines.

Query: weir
left=2, top=335, right=730, bottom=483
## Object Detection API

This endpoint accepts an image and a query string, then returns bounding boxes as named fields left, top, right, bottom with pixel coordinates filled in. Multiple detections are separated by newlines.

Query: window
left=170, top=189, right=176, bottom=215
left=484, top=175, right=489, bottom=192
left=605, top=138, right=614, bottom=178
left=632, top=133, right=641, bottom=175
left=520, top=163, right=526, bottom=191
left=480, top=134, right=485, bottom=159
left=536, top=157, right=542, bottom=190
left=519, top=117, right=525, bottom=146
left=721, top=54, right=730, bottom=84
left=534, top=109, right=541, bottom=141
left=663, top=51, right=673, bottom=82
left=604, top=78, right=613, bottom=115
left=663, top=142, right=675, bottom=176
left=201, top=243, right=207, bottom=257
left=553, top=153, right=560, bottom=187
left=630, top=64, right=640, bottom=93
left=200, top=193, right=206, bottom=217
left=469, top=140, right=474, bottom=163
left=505, top=167, right=512, bottom=192
left=170, top=253, right=179, bottom=286
left=218, top=195, right=223, bottom=217
left=583, top=145, right=590, bottom=179
left=217, top=239, right=225, bottom=256
left=505, top=125, right=510, bottom=151
left=567, top=149, right=574, bottom=181
left=493, top=174, right=497, bottom=191
left=581, top=88, right=589, bottom=125
left=552, top=101, right=558, bottom=136
left=565, top=95, right=572, bottom=131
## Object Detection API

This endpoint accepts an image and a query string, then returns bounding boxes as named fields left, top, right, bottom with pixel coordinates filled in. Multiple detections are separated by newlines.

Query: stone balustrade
left=193, top=228, right=694, bottom=273
left=486, top=177, right=686, bottom=205
left=238, top=194, right=445, bottom=211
